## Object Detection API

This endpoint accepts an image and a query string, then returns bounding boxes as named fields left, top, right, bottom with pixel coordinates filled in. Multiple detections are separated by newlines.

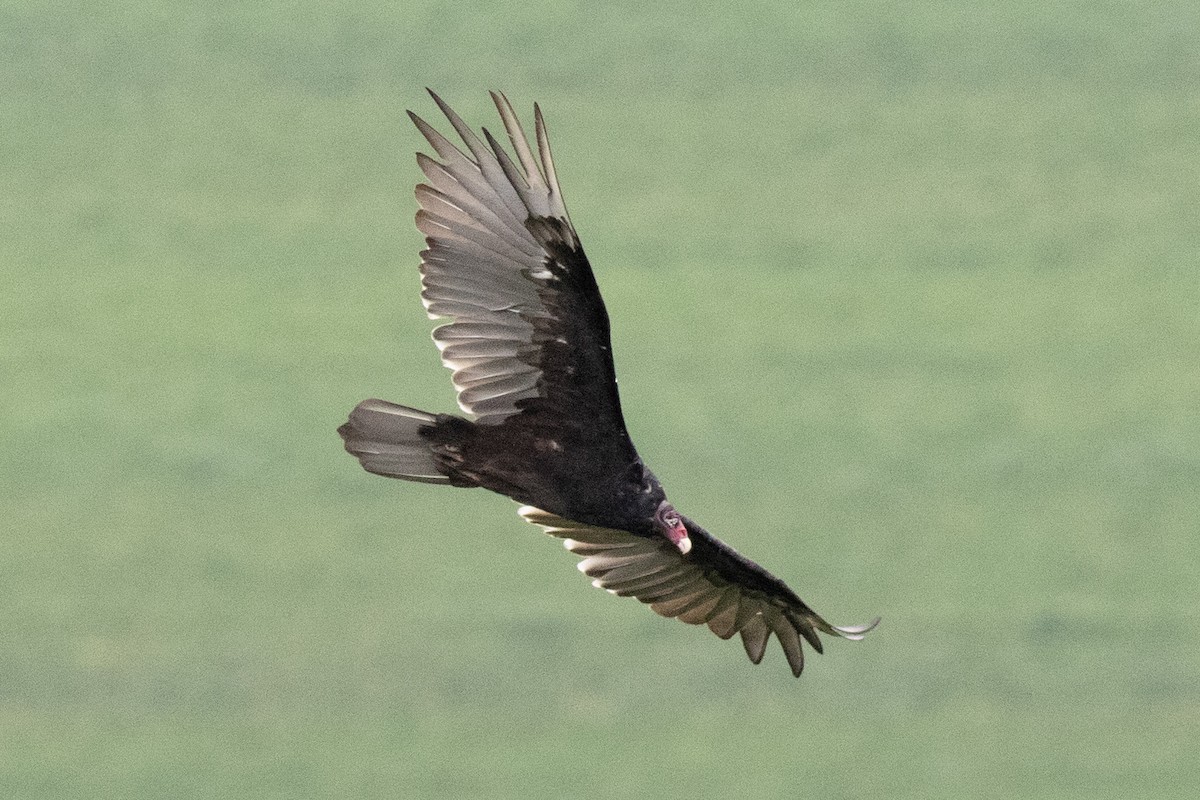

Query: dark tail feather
left=338, top=399, right=452, bottom=484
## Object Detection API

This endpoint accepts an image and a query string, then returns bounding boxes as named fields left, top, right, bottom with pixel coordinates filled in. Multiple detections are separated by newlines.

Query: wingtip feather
left=831, top=617, right=882, bottom=640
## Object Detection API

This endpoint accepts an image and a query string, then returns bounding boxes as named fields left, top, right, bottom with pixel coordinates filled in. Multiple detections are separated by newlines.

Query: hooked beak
left=665, top=520, right=691, bottom=555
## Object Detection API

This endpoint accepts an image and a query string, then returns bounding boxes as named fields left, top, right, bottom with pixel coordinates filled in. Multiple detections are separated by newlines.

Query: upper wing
left=411, top=91, right=628, bottom=439
left=519, top=507, right=879, bottom=677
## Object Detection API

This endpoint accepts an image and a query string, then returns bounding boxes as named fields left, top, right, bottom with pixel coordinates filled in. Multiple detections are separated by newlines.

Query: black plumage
left=338, top=91, right=878, bottom=676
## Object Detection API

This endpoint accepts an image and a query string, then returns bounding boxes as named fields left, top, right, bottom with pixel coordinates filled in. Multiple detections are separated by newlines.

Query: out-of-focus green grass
left=3, top=2, right=1198, bottom=797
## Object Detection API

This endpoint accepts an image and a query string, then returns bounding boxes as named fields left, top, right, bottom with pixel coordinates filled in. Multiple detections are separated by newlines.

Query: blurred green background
left=4, top=1, right=1198, bottom=797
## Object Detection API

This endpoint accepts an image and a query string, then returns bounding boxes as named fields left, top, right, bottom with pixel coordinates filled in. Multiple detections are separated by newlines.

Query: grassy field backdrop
left=4, top=1, right=1198, bottom=797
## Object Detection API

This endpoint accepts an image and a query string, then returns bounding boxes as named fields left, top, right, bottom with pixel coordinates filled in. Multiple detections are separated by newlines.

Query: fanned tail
left=338, top=399, right=451, bottom=484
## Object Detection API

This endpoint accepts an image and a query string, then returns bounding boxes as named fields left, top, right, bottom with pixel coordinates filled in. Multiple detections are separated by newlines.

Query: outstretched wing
left=519, top=507, right=879, bottom=677
left=411, top=91, right=629, bottom=442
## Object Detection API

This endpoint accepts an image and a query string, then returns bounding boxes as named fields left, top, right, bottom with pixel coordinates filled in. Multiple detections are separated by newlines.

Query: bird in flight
left=339, top=90, right=878, bottom=676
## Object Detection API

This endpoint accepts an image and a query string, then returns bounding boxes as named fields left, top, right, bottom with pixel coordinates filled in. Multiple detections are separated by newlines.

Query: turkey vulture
left=338, top=90, right=878, bottom=676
